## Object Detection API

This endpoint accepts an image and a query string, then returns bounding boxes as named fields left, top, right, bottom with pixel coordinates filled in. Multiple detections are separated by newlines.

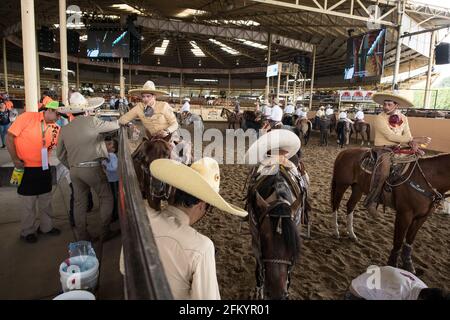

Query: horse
left=178, top=111, right=204, bottom=133
left=221, top=108, right=241, bottom=129
left=132, top=134, right=172, bottom=210
left=351, top=120, right=371, bottom=146
left=318, top=116, right=331, bottom=146
left=282, top=114, right=294, bottom=126
left=330, top=148, right=450, bottom=273
left=241, top=110, right=263, bottom=132
left=329, top=114, right=337, bottom=136
left=246, top=165, right=305, bottom=299
left=336, top=120, right=351, bottom=148
left=295, top=117, right=312, bottom=146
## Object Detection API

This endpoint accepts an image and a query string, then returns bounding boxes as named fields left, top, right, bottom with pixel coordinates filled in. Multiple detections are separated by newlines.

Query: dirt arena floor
left=189, top=124, right=450, bottom=300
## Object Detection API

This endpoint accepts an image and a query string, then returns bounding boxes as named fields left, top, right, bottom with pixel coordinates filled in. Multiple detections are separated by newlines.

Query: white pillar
left=265, top=33, right=272, bottom=102
left=392, top=0, right=406, bottom=90
left=309, top=45, right=316, bottom=110
left=276, top=63, right=281, bottom=103
left=3, top=38, right=8, bottom=93
left=21, top=0, right=39, bottom=112
left=424, top=31, right=436, bottom=109
left=36, top=49, right=40, bottom=98
left=120, top=58, right=125, bottom=99
left=59, top=0, right=69, bottom=105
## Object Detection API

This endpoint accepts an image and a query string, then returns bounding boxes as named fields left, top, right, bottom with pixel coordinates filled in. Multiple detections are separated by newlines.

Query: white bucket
left=53, top=290, right=96, bottom=300
left=443, top=198, right=450, bottom=215
left=59, top=255, right=99, bottom=292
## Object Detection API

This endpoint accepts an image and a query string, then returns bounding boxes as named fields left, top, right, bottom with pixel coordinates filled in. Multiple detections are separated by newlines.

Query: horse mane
left=252, top=171, right=301, bottom=262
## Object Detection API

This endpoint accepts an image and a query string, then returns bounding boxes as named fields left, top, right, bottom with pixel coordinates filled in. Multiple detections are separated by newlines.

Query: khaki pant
left=19, top=192, right=54, bottom=237
left=70, top=166, right=113, bottom=240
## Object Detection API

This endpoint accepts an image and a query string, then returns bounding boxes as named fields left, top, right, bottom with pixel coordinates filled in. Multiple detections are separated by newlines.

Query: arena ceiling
left=1, top=0, right=450, bottom=81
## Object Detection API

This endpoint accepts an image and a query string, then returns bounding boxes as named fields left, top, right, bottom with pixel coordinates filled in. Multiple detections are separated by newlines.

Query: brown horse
left=246, top=165, right=306, bottom=299
left=221, top=108, right=241, bottom=129
left=132, top=135, right=172, bottom=210
left=295, top=118, right=312, bottom=146
left=331, top=148, right=450, bottom=273
left=351, top=121, right=371, bottom=146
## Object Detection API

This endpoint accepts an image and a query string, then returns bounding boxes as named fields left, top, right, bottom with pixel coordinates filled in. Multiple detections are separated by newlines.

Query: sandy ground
left=189, top=128, right=450, bottom=300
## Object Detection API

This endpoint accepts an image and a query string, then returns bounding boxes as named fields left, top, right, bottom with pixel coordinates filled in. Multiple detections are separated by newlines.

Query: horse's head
left=249, top=170, right=301, bottom=299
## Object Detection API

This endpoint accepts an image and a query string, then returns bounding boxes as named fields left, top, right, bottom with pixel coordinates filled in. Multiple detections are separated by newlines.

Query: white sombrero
left=58, top=92, right=104, bottom=114
left=372, top=92, right=413, bottom=108
left=150, top=157, right=248, bottom=217
left=183, top=97, right=190, bottom=102
left=245, top=129, right=301, bottom=165
left=129, top=80, right=168, bottom=96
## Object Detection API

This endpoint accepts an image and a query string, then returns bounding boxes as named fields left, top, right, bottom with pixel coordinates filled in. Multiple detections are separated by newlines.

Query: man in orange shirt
left=6, top=100, right=62, bottom=243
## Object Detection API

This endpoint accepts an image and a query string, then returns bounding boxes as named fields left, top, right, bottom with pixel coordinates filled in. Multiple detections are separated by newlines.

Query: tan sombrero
left=245, top=129, right=301, bottom=165
left=150, top=157, right=248, bottom=217
left=372, top=92, right=414, bottom=108
left=58, top=92, right=104, bottom=114
left=129, top=80, right=168, bottom=96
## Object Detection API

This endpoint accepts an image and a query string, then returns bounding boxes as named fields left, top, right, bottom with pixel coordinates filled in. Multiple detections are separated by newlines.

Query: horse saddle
left=360, top=149, right=416, bottom=178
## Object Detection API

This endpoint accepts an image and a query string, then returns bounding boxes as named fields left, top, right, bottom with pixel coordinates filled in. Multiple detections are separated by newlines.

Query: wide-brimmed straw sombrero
left=150, top=157, right=248, bottom=217
left=372, top=92, right=414, bottom=108
left=58, top=92, right=104, bottom=114
left=129, top=80, right=168, bottom=96
left=245, top=129, right=301, bottom=164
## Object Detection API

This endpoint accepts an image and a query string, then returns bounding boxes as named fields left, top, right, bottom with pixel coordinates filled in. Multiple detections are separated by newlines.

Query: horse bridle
left=248, top=168, right=303, bottom=299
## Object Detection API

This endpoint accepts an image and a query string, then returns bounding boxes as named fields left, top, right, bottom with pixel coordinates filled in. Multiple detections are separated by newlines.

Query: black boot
left=401, top=243, right=416, bottom=274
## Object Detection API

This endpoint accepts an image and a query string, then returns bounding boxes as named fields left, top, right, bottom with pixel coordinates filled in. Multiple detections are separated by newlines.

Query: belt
left=74, top=161, right=102, bottom=168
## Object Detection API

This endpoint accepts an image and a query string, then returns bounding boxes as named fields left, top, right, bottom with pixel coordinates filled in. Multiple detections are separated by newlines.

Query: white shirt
left=263, top=106, right=272, bottom=117
left=355, top=110, right=365, bottom=120
left=351, top=266, right=427, bottom=300
left=270, top=105, right=283, bottom=122
left=284, top=104, right=295, bottom=114
left=149, top=206, right=220, bottom=300
left=316, top=109, right=325, bottom=118
left=181, top=101, right=190, bottom=113
left=339, top=111, right=348, bottom=119
left=325, top=108, right=334, bottom=116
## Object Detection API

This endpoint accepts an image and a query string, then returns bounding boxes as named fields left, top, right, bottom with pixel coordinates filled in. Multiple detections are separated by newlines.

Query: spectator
left=0, top=99, right=11, bottom=148
left=6, top=100, right=62, bottom=243
left=102, top=137, right=119, bottom=222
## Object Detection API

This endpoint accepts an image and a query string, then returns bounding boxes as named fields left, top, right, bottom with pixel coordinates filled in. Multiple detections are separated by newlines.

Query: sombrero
left=183, top=97, right=190, bottom=102
left=129, top=80, right=168, bottom=96
left=245, top=129, right=301, bottom=165
left=372, top=92, right=414, bottom=108
left=150, top=157, right=248, bottom=217
left=58, top=92, right=104, bottom=114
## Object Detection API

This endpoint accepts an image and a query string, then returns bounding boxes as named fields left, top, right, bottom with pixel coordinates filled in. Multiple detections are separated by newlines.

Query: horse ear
left=255, top=191, right=269, bottom=210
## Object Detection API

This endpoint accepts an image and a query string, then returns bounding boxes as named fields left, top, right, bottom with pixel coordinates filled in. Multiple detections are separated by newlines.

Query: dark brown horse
left=132, top=134, right=172, bottom=210
left=351, top=120, right=371, bottom=146
left=331, top=148, right=450, bottom=273
left=246, top=165, right=306, bottom=299
left=221, top=108, right=241, bottom=129
left=295, top=118, right=312, bottom=146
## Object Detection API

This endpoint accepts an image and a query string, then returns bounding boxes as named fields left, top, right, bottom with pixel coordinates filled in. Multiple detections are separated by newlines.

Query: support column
left=21, top=0, right=39, bottom=112
left=59, top=0, right=69, bottom=105
left=179, top=72, right=183, bottom=106
left=3, top=38, right=8, bottom=93
left=276, top=63, right=281, bottom=103
left=120, top=57, right=125, bottom=99
left=424, top=30, right=436, bottom=109
left=309, top=45, right=316, bottom=110
left=36, top=49, right=40, bottom=98
left=392, top=0, right=406, bottom=90
left=265, top=33, right=272, bottom=102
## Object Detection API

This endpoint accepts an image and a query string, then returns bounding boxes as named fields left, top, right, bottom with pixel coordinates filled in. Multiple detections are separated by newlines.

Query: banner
left=339, top=90, right=376, bottom=102
left=266, top=63, right=278, bottom=77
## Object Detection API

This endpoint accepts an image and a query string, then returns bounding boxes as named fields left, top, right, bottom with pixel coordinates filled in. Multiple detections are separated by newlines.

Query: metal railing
left=117, top=123, right=173, bottom=300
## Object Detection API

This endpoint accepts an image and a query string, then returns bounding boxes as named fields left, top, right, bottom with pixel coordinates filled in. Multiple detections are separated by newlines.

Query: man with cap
left=325, top=105, right=334, bottom=117
left=57, top=92, right=120, bottom=242
left=354, top=105, right=365, bottom=122
left=180, top=97, right=191, bottom=115
left=364, top=92, right=431, bottom=217
left=119, top=81, right=178, bottom=139
left=270, top=103, right=283, bottom=129
left=338, top=108, right=354, bottom=124
left=313, top=106, right=325, bottom=129
left=6, top=100, right=62, bottom=243
left=146, top=157, right=247, bottom=299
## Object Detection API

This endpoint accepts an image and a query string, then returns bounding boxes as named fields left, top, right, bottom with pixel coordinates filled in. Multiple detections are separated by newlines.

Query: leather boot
left=401, top=243, right=416, bottom=274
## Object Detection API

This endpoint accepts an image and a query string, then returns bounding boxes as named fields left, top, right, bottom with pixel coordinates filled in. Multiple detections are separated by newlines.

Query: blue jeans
left=0, top=123, right=11, bottom=146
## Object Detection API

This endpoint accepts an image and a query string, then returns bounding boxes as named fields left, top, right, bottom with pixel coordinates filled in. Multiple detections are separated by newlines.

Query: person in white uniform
left=284, top=102, right=295, bottom=115
left=339, top=108, right=354, bottom=124
left=180, top=97, right=191, bottom=114
left=270, top=104, right=283, bottom=126
left=325, top=105, right=334, bottom=117
left=346, top=265, right=449, bottom=300
left=355, top=106, right=365, bottom=122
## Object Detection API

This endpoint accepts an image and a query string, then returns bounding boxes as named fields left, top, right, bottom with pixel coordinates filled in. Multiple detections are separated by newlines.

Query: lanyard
left=41, top=120, right=51, bottom=148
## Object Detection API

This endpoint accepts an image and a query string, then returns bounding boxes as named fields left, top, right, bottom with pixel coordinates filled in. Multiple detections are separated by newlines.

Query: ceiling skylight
left=111, top=4, right=144, bottom=15
left=236, top=38, right=267, bottom=50
left=209, top=39, right=240, bottom=55
left=176, top=9, right=207, bottom=18
left=154, top=39, right=170, bottom=56
left=190, top=41, right=206, bottom=57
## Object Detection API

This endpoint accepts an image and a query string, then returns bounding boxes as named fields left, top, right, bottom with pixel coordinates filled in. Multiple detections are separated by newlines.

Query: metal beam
left=195, top=40, right=227, bottom=66
left=136, top=16, right=314, bottom=53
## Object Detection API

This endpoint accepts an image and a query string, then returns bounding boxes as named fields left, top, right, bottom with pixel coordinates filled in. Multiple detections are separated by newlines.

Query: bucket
left=53, top=290, right=96, bottom=300
left=59, top=255, right=99, bottom=292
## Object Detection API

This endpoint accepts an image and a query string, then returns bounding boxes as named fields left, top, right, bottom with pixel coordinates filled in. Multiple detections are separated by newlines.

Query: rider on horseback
left=180, top=97, right=191, bottom=118
left=364, top=92, right=431, bottom=217
left=354, top=105, right=365, bottom=123
left=270, top=103, right=283, bottom=129
left=119, top=81, right=179, bottom=140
